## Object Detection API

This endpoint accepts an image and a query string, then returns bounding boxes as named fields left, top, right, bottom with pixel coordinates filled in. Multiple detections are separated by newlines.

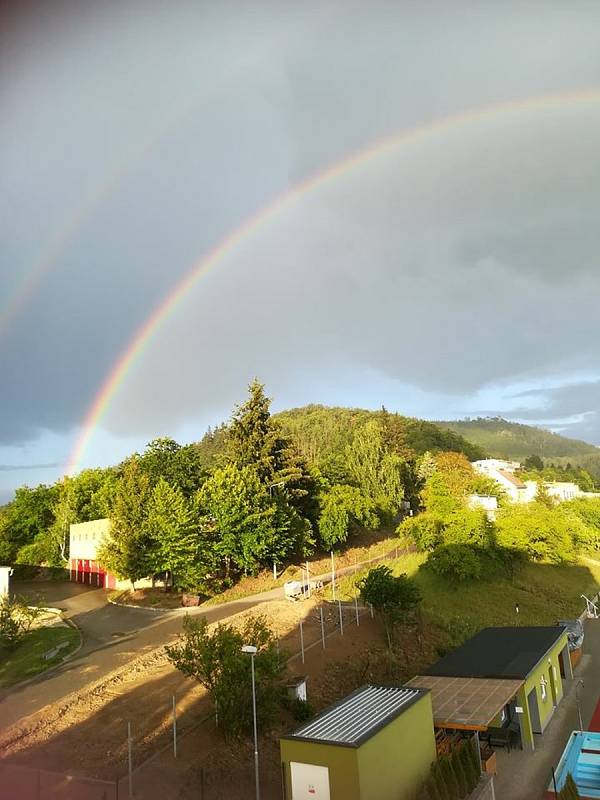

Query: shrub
left=397, top=513, right=444, bottom=551
left=451, top=747, right=468, bottom=798
left=426, top=544, right=482, bottom=583
left=290, top=697, right=314, bottom=722
left=439, top=755, right=460, bottom=800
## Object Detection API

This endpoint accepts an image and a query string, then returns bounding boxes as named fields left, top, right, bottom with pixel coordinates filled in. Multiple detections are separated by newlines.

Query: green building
left=409, top=626, right=571, bottom=752
left=280, top=684, right=436, bottom=800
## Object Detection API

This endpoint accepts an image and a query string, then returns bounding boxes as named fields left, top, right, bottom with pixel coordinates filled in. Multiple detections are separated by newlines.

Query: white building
left=545, top=482, right=581, bottom=502
left=468, top=494, right=499, bottom=519
left=472, top=458, right=521, bottom=476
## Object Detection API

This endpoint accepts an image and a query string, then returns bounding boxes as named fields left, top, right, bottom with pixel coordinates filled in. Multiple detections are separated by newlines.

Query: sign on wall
left=291, top=762, right=331, bottom=800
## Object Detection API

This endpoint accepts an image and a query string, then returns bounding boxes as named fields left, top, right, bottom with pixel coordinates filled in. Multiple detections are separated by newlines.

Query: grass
left=0, top=624, right=80, bottom=689
left=109, top=588, right=186, bottom=609
left=326, top=551, right=600, bottom=646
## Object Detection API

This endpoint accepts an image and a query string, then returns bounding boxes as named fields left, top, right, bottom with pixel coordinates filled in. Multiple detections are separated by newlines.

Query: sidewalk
left=494, top=618, right=600, bottom=800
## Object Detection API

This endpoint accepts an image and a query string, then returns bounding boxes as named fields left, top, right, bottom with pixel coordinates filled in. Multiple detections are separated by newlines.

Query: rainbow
left=66, top=87, right=600, bottom=475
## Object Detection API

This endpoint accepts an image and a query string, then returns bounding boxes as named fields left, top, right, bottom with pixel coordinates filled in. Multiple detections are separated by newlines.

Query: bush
left=0, top=596, right=42, bottom=653
left=290, top=697, right=314, bottom=722
left=166, top=614, right=285, bottom=738
left=398, top=513, right=444, bottom=551
left=495, top=505, right=577, bottom=563
left=426, top=544, right=482, bottom=583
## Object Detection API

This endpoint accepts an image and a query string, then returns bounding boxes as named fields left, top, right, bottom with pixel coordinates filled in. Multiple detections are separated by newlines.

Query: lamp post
left=242, top=644, right=260, bottom=800
left=576, top=679, right=585, bottom=731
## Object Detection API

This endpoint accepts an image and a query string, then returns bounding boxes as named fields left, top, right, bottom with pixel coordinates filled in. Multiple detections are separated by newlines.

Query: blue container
left=552, top=731, right=600, bottom=798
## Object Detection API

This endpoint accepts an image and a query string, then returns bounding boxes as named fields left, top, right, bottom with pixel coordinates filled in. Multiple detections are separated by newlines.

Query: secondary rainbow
left=67, top=87, right=600, bottom=475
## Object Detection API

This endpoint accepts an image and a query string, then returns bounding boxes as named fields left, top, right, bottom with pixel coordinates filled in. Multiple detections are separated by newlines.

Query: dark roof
left=424, top=627, right=567, bottom=680
left=281, top=685, right=427, bottom=748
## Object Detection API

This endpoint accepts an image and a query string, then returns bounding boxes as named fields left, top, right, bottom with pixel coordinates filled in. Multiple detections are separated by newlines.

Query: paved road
left=0, top=580, right=283, bottom=731
left=494, top=617, right=600, bottom=800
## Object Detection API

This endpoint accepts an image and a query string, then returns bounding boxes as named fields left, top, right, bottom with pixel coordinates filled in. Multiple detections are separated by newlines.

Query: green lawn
left=327, top=552, right=600, bottom=646
left=0, top=624, right=80, bottom=689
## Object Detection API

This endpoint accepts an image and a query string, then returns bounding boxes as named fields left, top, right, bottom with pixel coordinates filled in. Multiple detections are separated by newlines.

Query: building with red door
left=69, top=518, right=120, bottom=589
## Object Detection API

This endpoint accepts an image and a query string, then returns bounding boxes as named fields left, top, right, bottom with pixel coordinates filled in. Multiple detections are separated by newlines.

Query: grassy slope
left=435, top=418, right=599, bottom=463
left=329, top=552, right=600, bottom=645
left=0, top=624, right=79, bottom=689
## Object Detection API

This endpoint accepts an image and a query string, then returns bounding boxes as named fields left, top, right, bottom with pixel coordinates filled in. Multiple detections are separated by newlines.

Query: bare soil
left=0, top=591, right=445, bottom=799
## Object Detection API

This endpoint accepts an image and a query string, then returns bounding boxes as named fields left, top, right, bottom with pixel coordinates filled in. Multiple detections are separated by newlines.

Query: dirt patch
left=0, top=591, right=444, bottom=797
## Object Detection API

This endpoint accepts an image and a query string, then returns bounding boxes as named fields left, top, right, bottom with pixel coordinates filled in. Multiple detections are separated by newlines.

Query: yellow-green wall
left=357, top=693, right=436, bottom=800
left=517, top=632, right=568, bottom=749
left=280, top=739, right=360, bottom=800
left=280, top=693, right=436, bottom=800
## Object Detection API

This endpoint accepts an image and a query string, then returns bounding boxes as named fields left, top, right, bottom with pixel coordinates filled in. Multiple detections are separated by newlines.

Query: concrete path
left=494, top=617, right=600, bottom=800
left=0, top=580, right=283, bottom=730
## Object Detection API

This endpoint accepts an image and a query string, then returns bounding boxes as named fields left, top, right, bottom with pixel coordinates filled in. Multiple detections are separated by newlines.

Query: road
left=0, top=580, right=283, bottom=731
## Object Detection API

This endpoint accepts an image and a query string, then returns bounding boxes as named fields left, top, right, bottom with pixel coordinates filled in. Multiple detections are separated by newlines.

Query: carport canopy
left=406, top=675, right=524, bottom=731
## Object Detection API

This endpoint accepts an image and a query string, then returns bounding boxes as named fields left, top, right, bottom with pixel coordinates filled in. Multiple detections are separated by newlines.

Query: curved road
left=0, top=580, right=283, bottom=731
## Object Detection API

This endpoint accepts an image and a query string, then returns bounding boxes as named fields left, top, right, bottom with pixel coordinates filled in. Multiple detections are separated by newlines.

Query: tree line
left=1, top=382, right=482, bottom=593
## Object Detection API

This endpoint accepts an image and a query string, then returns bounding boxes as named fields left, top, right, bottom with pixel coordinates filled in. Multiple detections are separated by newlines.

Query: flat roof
left=282, top=685, right=427, bottom=748
left=407, top=675, right=523, bottom=730
left=425, top=627, right=567, bottom=680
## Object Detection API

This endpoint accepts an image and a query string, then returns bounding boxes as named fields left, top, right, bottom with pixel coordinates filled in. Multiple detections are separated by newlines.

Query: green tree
left=442, top=509, right=493, bottom=548
left=166, top=614, right=285, bottom=738
left=345, top=420, right=405, bottom=516
left=198, top=463, right=274, bottom=575
left=397, top=512, right=444, bottom=551
left=318, top=485, right=378, bottom=551
left=139, top=437, right=206, bottom=497
left=145, top=478, right=199, bottom=590
left=0, top=484, right=58, bottom=563
left=426, top=544, right=482, bottom=583
left=229, top=379, right=283, bottom=484
left=97, top=459, right=153, bottom=587
left=495, top=505, right=578, bottom=563
left=421, top=472, right=461, bottom=520
left=357, top=565, right=421, bottom=649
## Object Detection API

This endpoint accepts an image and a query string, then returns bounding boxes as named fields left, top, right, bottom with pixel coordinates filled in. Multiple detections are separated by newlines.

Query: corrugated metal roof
left=286, top=685, right=423, bottom=747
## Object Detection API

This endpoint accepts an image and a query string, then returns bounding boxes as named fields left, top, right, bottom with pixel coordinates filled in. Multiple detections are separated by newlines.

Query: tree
left=397, top=512, right=444, bottom=552
left=434, top=452, right=475, bottom=499
left=318, top=485, right=378, bottom=551
left=345, top=420, right=405, bottom=517
left=145, top=478, right=199, bottom=590
left=139, top=437, right=206, bottom=497
left=0, top=484, right=58, bottom=563
left=442, top=509, right=493, bottom=548
left=524, top=454, right=544, bottom=471
left=166, top=614, right=284, bottom=738
left=495, top=505, right=578, bottom=563
left=426, top=544, right=482, bottom=583
left=421, top=473, right=461, bottom=520
left=357, top=565, right=421, bottom=649
left=198, top=463, right=275, bottom=575
left=97, top=459, right=153, bottom=587
left=229, top=379, right=283, bottom=484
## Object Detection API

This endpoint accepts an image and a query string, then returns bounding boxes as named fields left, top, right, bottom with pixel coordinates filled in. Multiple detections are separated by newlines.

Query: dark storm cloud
left=3, top=0, right=600, bottom=467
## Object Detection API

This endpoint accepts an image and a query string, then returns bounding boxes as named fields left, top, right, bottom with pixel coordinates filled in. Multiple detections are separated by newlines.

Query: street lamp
left=242, top=644, right=260, bottom=800
left=576, top=679, right=585, bottom=731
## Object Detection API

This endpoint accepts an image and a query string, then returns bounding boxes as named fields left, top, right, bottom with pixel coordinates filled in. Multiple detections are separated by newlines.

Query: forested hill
left=274, top=405, right=485, bottom=464
left=434, top=417, right=600, bottom=473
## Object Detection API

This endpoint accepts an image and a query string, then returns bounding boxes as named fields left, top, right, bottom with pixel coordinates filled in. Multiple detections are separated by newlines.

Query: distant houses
left=472, top=459, right=599, bottom=505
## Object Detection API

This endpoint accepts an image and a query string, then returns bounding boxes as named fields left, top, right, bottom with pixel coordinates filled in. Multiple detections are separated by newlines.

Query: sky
left=2, top=0, right=600, bottom=503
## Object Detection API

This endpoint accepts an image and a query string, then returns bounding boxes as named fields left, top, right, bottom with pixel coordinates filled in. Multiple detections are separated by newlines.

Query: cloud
left=0, top=463, right=59, bottom=472
left=2, top=0, right=600, bottom=471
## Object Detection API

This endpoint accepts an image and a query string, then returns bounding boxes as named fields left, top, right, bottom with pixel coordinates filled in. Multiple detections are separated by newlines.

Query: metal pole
left=355, top=595, right=359, bottom=626
left=330, top=552, right=336, bottom=601
left=306, top=562, right=311, bottom=598
left=299, top=619, right=305, bottom=664
left=370, top=603, right=374, bottom=619
left=338, top=600, right=344, bottom=636
left=172, top=695, right=177, bottom=758
left=250, top=654, right=260, bottom=800
left=320, top=607, right=325, bottom=649
left=273, top=561, right=276, bottom=580
left=577, top=681, right=584, bottom=730
left=127, top=722, right=133, bottom=799
left=551, top=766, right=558, bottom=795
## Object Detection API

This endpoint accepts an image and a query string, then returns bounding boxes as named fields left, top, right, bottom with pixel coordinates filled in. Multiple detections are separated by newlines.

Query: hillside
left=435, top=417, right=600, bottom=475
left=275, top=405, right=485, bottom=463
